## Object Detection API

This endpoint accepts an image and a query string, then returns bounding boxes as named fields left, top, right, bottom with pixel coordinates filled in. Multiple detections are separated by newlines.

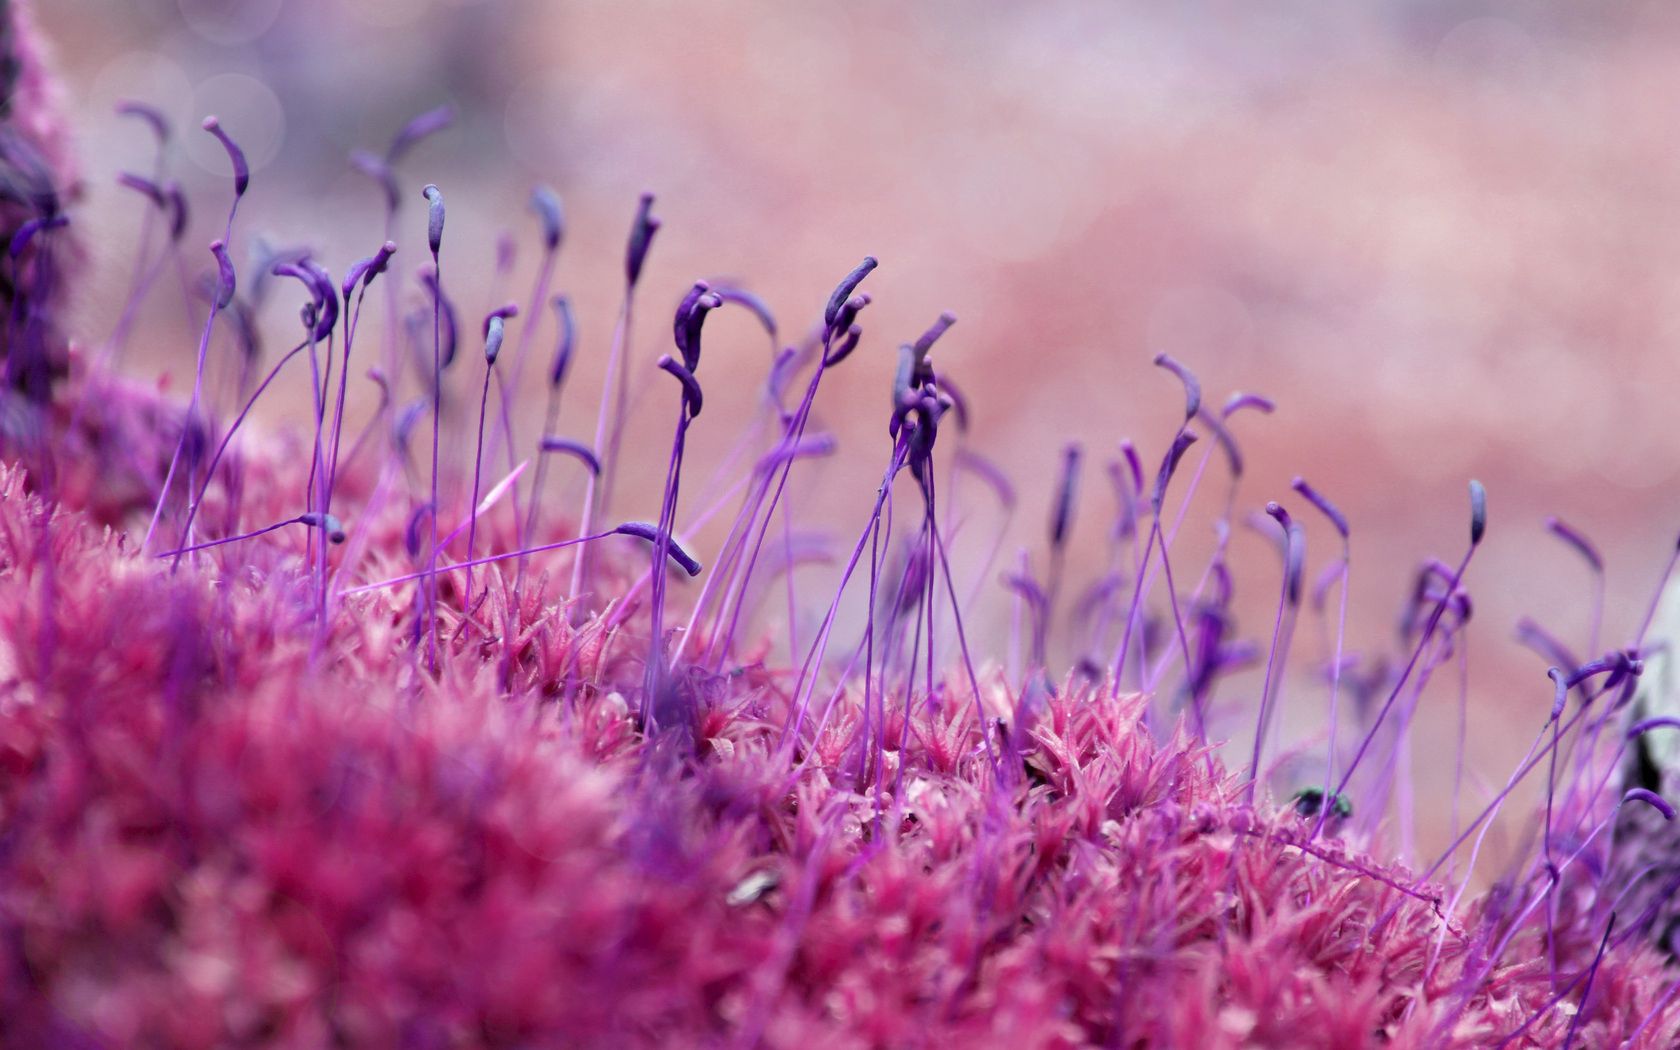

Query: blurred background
left=32, top=0, right=1680, bottom=867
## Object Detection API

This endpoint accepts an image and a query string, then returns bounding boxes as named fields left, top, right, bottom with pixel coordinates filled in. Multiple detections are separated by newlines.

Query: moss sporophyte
left=5, top=2, right=1680, bottom=1045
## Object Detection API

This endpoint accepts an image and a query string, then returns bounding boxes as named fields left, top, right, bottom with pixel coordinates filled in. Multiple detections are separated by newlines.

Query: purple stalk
left=1333, top=480, right=1486, bottom=801
left=1295, top=477, right=1352, bottom=839
left=1245, top=503, right=1304, bottom=803
left=463, top=341, right=496, bottom=609
left=1109, top=431, right=1198, bottom=697
left=422, top=183, right=445, bottom=672
left=571, top=194, right=659, bottom=613
left=1546, top=515, right=1606, bottom=657
left=340, top=526, right=630, bottom=597
left=155, top=512, right=345, bottom=559
left=705, top=262, right=877, bottom=670
left=146, top=235, right=238, bottom=555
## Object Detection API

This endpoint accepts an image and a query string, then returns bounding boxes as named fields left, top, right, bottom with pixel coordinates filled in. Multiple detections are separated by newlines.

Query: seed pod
left=422, top=184, right=444, bottom=257
left=201, top=116, right=249, bottom=197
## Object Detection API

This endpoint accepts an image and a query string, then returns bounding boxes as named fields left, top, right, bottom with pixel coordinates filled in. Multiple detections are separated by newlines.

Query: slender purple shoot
left=709, top=282, right=778, bottom=349
left=912, top=311, right=957, bottom=358
left=1051, top=443, right=1081, bottom=548
left=201, top=116, right=249, bottom=197
left=659, top=355, right=705, bottom=418
left=1627, top=716, right=1680, bottom=740
left=164, top=182, right=189, bottom=241
left=1469, top=479, right=1488, bottom=546
left=615, top=522, right=703, bottom=577
left=531, top=185, right=565, bottom=252
left=1119, top=440, right=1144, bottom=497
left=349, top=150, right=399, bottom=214
left=1292, top=477, right=1349, bottom=539
left=625, top=192, right=660, bottom=287
left=386, top=104, right=455, bottom=162
left=1545, top=515, right=1603, bottom=573
left=1149, top=432, right=1198, bottom=513
left=1153, top=352, right=1201, bottom=421
left=549, top=295, right=576, bottom=387
left=540, top=436, right=600, bottom=476
left=298, top=511, right=348, bottom=544
left=341, top=241, right=398, bottom=302
left=116, top=99, right=170, bottom=143
left=1195, top=408, right=1243, bottom=480
left=209, top=240, right=236, bottom=310
left=824, top=256, right=878, bottom=330
left=116, top=172, right=167, bottom=209
left=423, top=184, right=445, bottom=258
left=1222, top=392, right=1276, bottom=419
left=1624, top=788, right=1676, bottom=821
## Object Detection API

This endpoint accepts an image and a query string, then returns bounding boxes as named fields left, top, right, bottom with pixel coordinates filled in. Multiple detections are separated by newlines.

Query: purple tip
left=912, top=311, right=958, bottom=360
left=829, top=291, right=871, bottom=339
left=201, top=116, right=250, bottom=197
left=350, top=150, right=400, bottom=213
left=756, top=433, right=840, bottom=473
left=422, top=184, right=445, bottom=257
left=117, top=171, right=167, bottom=209
left=298, top=511, right=347, bottom=545
left=164, top=181, right=190, bottom=242
left=672, top=280, right=714, bottom=371
left=8, top=215, right=66, bottom=258
left=1148, top=431, right=1198, bottom=512
left=1153, top=352, right=1202, bottom=421
left=1119, top=441, right=1144, bottom=497
left=891, top=344, right=918, bottom=420
left=300, top=258, right=339, bottom=339
left=1051, top=443, right=1081, bottom=550
left=1291, top=477, right=1349, bottom=539
left=1628, top=716, right=1680, bottom=741
left=530, top=185, right=564, bottom=253
left=1195, top=407, right=1243, bottom=479
left=549, top=295, right=576, bottom=388
left=404, top=502, right=433, bottom=559
left=483, top=302, right=520, bottom=334
left=1310, top=560, right=1344, bottom=611
left=936, top=371, right=971, bottom=432
left=419, top=267, right=459, bottom=369
left=116, top=100, right=171, bottom=143
left=1222, top=392, right=1276, bottom=419
left=539, top=436, right=601, bottom=476
left=709, top=282, right=778, bottom=346
left=824, top=257, right=878, bottom=330
left=1516, top=618, right=1581, bottom=675
left=1284, top=524, right=1305, bottom=606
left=1003, top=572, right=1049, bottom=615
left=209, top=240, right=237, bottom=311
left=953, top=448, right=1017, bottom=511
left=386, top=104, right=455, bottom=162
left=823, top=323, right=864, bottom=368
left=1263, top=503, right=1303, bottom=604
left=659, top=354, right=704, bottom=418
left=341, top=241, right=398, bottom=301
left=483, top=315, right=507, bottom=365
left=1548, top=666, right=1569, bottom=720
left=614, top=522, right=703, bottom=577
left=625, top=192, right=660, bottom=288
left=1544, top=516, right=1603, bottom=574
left=1623, top=787, right=1676, bottom=821
left=1469, top=479, right=1487, bottom=546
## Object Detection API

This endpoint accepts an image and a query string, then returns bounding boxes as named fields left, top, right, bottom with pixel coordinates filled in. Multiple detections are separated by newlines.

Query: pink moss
left=0, top=386, right=1672, bottom=1046
left=2, top=1, right=1678, bottom=1044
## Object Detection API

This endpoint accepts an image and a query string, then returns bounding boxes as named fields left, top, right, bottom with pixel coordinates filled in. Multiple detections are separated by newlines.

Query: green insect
left=1290, top=787, right=1353, bottom=822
